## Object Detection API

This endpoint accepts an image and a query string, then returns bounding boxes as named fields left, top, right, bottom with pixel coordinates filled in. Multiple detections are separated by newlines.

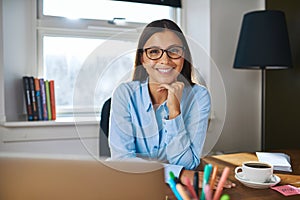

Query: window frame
left=36, top=0, right=180, bottom=116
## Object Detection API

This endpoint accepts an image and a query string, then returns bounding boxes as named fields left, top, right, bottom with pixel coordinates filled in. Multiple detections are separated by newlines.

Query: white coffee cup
left=235, top=161, right=273, bottom=183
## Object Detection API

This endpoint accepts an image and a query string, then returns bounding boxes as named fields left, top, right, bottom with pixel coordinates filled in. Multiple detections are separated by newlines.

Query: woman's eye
left=149, top=49, right=160, bottom=54
left=168, top=48, right=180, bottom=54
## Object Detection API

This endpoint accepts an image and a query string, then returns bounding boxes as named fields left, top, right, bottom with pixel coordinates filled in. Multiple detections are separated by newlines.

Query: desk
left=200, top=149, right=300, bottom=200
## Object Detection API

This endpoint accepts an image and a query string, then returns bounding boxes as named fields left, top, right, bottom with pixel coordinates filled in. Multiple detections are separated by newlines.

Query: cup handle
left=235, top=166, right=243, bottom=175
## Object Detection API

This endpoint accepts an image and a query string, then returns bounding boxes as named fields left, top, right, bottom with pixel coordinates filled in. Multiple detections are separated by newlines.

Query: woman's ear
left=140, top=54, right=144, bottom=64
left=140, top=56, right=147, bottom=69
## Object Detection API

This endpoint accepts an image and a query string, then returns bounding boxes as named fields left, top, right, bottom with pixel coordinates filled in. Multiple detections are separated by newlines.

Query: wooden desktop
left=201, top=149, right=300, bottom=200
left=166, top=149, right=300, bottom=200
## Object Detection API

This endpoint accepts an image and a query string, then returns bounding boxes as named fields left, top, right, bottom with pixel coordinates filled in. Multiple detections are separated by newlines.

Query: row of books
left=22, top=76, right=56, bottom=121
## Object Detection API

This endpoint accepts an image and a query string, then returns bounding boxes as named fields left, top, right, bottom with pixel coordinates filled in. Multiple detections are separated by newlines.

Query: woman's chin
left=156, top=76, right=177, bottom=84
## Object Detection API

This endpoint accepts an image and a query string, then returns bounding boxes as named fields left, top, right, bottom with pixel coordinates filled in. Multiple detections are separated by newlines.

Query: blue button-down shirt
left=109, top=80, right=211, bottom=170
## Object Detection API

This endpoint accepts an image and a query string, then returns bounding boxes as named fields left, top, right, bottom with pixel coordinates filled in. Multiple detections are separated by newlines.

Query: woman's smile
left=155, top=67, right=173, bottom=74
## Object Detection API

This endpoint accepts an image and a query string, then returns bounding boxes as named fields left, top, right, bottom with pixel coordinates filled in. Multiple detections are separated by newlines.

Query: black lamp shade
left=234, top=10, right=292, bottom=69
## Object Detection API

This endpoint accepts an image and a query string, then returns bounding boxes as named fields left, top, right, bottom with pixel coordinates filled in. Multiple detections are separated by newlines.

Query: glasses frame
left=143, top=45, right=185, bottom=60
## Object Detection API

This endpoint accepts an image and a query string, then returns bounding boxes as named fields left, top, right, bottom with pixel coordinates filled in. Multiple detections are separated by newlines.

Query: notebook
left=0, top=153, right=165, bottom=200
left=256, top=152, right=292, bottom=172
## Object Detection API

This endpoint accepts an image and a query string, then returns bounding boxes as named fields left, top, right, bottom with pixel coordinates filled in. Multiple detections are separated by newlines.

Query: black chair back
left=99, top=98, right=111, bottom=157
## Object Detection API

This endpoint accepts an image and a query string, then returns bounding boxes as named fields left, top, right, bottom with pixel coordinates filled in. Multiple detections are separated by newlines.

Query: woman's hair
left=132, top=19, right=194, bottom=86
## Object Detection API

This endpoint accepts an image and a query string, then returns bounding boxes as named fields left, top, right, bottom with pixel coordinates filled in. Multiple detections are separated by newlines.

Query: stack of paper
left=256, top=152, right=292, bottom=172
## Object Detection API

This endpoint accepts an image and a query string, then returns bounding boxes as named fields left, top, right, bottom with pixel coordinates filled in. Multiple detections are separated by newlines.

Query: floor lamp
left=233, top=10, right=292, bottom=151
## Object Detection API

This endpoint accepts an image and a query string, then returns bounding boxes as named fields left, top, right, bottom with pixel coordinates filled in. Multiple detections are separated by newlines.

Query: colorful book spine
left=34, top=78, right=43, bottom=120
left=29, top=76, right=38, bottom=120
left=22, top=76, right=56, bottom=121
left=22, top=76, right=33, bottom=121
left=39, top=78, right=48, bottom=120
left=45, top=80, right=52, bottom=120
left=49, top=80, right=56, bottom=120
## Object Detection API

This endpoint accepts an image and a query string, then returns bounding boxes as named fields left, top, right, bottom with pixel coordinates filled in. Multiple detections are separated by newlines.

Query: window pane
left=43, top=36, right=135, bottom=113
left=43, top=0, right=173, bottom=23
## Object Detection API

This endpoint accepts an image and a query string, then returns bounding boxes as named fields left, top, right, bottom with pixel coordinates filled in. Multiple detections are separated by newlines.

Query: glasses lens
left=167, top=46, right=184, bottom=59
left=145, top=48, right=163, bottom=60
left=144, top=46, right=184, bottom=60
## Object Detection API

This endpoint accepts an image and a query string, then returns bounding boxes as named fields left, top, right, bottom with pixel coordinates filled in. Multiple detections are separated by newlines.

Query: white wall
left=1, top=0, right=265, bottom=157
left=0, top=123, right=99, bottom=156
left=0, top=0, right=5, bottom=122
left=183, top=0, right=264, bottom=153
left=3, top=0, right=37, bottom=121
left=211, top=0, right=264, bottom=152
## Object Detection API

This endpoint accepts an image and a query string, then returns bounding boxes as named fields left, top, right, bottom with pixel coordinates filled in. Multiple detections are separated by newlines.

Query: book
left=28, top=76, right=38, bottom=120
left=39, top=78, right=48, bottom=120
left=49, top=80, right=56, bottom=120
left=45, top=80, right=52, bottom=120
left=22, top=76, right=33, bottom=121
left=256, top=152, right=292, bottom=172
left=34, top=78, right=43, bottom=120
left=22, top=76, right=56, bottom=121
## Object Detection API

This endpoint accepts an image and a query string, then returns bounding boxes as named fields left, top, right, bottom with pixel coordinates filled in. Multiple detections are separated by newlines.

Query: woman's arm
left=108, top=84, right=136, bottom=159
left=163, top=85, right=211, bottom=169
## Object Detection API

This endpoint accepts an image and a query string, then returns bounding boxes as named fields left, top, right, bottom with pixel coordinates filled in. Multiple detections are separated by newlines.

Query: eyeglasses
left=144, top=46, right=185, bottom=60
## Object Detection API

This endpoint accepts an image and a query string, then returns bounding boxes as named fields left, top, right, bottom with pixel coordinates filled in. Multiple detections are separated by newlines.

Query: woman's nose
left=159, top=51, right=171, bottom=64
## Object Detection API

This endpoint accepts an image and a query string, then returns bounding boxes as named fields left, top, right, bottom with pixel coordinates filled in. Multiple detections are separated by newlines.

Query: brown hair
left=132, top=19, right=194, bottom=86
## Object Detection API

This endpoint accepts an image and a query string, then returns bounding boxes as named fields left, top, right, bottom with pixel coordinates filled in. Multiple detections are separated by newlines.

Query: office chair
left=99, top=98, right=111, bottom=157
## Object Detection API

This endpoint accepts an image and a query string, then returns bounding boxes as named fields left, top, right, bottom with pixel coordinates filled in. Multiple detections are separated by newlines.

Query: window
left=37, top=0, right=179, bottom=116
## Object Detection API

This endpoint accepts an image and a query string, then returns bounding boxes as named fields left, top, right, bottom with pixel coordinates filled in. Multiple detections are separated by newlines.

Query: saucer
left=235, top=172, right=281, bottom=189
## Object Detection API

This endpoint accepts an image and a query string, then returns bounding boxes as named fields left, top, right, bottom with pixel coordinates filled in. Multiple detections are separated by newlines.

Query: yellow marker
left=176, top=183, right=191, bottom=200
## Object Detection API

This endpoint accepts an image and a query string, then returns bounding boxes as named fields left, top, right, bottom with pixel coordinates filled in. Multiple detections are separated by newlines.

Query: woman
left=109, top=19, right=233, bottom=188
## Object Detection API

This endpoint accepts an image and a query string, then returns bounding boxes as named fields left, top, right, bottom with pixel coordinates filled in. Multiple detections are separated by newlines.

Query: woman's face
left=141, top=30, right=185, bottom=85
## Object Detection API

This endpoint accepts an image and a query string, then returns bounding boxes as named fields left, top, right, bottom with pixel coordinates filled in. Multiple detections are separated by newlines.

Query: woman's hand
left=157, top=81, right=184, bottom=119
left=180, top=169, right=236, bottom=189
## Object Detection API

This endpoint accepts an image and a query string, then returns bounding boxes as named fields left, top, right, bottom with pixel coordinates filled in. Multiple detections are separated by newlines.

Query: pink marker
left=204, top=185, right=212, bottom=200
left=213, top=167, right=230, bottom=200
left=183, top=176, right=198, bottom=200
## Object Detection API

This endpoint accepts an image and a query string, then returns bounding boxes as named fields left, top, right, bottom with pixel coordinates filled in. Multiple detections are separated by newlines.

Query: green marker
left=169, top=171, right=180, bottom=183
left=220, top=194, right=230, bottom=200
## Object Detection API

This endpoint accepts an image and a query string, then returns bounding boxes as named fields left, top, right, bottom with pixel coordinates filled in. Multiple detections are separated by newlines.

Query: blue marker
left=168, top=177, right=183, bottom=200
left=201, top=164, right=213, bottom=200
left=193, top=171, right=199, bottom=198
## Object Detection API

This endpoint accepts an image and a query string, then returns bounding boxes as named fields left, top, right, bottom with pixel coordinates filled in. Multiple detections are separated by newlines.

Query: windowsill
left=0, top=116, right=100, bottom=127
left=0, top=116, right=100, bottom=143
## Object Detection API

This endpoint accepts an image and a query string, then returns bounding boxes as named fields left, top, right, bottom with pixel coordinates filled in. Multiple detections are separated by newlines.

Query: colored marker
left=169, top=171, right=181, bottom=183
left=169, top=171, right=189, bottom=199
left=213, top=167, right=230, bottom=200
left=220, top=194, right=231, bottom=200
left=176, top=183, right=191, bottom=200
left=204, top=185, right=212, bottom=200
left=210, top=166, right=218, bottom=190
left=201, top=164, right=213, bottom=200
left=193, top=171, right=199, bottom=198
left=168, top=177, right=183, bottom=200
left=183, top=176, right=198, bottom=200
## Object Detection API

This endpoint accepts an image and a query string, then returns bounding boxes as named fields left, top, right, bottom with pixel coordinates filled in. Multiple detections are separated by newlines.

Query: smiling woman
left=109, top=19, right=211, bottom=173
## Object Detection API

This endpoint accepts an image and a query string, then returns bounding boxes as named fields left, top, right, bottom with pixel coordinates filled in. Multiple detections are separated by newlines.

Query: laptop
left=0, top=153, right=166, bottom=200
